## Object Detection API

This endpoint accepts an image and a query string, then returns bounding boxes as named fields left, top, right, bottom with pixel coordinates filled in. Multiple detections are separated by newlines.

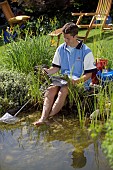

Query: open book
left=50, top=75, right=79, bottom=87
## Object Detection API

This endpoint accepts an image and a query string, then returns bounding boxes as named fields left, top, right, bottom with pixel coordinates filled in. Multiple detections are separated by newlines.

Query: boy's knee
left=60, top=86, right=68, bottom=95
left=44, top=86, right=59, bottom=98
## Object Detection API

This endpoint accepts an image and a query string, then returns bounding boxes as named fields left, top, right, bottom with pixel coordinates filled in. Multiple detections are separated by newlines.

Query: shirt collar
left=64, top=40, right=83, bottom=50
left=76, top=40, right=83, bottom=49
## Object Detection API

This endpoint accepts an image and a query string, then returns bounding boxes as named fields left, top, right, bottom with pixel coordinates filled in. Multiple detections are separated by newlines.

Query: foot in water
left=33, top=118, right=54, bottom=126
left=33, top=119, right=45, bottom=126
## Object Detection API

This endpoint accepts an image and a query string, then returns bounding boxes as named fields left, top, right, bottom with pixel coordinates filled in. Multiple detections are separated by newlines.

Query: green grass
left=0, top=38, right=5, bottom=54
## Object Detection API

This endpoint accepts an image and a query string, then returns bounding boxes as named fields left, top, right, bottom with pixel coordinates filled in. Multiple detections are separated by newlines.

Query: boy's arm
left=72, top=72, right=92, bottom=85
left=43, top=66, right=60, bottom=75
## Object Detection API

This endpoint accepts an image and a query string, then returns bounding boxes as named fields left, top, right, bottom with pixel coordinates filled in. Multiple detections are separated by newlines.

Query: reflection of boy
left=71, top=150, right=87, bottom=168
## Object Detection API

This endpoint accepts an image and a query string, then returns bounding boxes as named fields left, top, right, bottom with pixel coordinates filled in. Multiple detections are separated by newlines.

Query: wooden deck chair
left=0, top=0, right=30, bottom=27
left=72, top=0, right=112, bottom=42
left=49, top=0, right=112, bottom=47
left=48, top=28, right=62, bottom=47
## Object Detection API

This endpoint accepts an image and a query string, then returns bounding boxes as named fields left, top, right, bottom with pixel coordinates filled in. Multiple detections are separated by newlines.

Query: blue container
left=94, top=15, right=112, bottom=25
left=97, top=69, right=113, bottom=82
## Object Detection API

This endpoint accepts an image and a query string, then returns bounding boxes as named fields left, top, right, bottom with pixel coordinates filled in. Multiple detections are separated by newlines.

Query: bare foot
left=33, top=119, right=44, bottom=126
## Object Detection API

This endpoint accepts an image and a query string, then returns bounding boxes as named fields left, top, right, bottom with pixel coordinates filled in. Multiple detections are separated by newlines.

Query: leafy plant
left=0, top=70, right=30, bottom=113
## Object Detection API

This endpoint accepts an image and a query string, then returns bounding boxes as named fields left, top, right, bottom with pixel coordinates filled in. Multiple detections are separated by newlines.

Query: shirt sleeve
left=52, top=48, right=61, bottom=66
left=84, top=52, right=96, bottom=71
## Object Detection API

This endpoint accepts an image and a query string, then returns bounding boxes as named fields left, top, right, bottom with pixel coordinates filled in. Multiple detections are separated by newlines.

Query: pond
left=0, top=111, right=112, bottom=170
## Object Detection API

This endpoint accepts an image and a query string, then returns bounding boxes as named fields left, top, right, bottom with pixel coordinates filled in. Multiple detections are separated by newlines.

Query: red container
left=91, top=58, right=108, bottom=84
left=91, top=71, right=99, bottom=84
left=96, top=58, right=108, bottom=70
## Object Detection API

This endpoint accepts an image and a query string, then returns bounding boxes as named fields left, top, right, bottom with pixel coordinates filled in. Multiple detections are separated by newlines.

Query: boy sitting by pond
left=33, top=22, right=97, bottom=126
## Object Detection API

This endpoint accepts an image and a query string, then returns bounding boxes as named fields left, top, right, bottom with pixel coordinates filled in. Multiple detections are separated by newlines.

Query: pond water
left=0, top=112, right=112, bottom=170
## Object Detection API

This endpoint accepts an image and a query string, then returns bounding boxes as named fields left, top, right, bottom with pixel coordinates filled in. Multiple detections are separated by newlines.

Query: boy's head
left=62, top=22, right=78, bottom=37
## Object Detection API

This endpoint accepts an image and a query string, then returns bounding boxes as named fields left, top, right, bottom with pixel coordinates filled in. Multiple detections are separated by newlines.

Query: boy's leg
left=49, top=86, right=68, bottom=117
left=33, top=86, right=59, bottom=125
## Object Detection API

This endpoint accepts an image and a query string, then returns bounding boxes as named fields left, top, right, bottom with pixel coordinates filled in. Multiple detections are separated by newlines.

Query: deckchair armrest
left=85, top=13, right=97, bottom=16
left=85, top=13, right=107, bottom=16
left=72, top=12, right=98, bottom=16
left=71, top=12, right=87, bottom=16
left=8, top=15, right=30, bottom=24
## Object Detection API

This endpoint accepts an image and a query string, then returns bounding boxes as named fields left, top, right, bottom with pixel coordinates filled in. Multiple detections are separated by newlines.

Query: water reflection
left=0, top=112, right=112, bottom=170
left=71, top=150, right=87, bottom=168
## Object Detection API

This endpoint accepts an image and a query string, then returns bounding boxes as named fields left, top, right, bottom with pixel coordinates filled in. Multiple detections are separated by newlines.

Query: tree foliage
left=11, top=0, right=70, bottom=14
left=10, top=0, right=113, bottom=18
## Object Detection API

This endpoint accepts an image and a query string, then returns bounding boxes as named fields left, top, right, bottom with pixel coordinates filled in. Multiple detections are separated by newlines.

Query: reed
left=0, top=35, right=54, bottom=73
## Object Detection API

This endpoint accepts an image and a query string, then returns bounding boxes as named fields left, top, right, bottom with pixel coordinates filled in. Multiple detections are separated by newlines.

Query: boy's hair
left=62, top=22, right=78, bottom=36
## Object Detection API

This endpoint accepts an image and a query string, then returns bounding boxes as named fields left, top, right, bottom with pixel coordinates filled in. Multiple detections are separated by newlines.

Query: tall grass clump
left=87, top=30, right=113, bottom=167
left=0, top=18, right=57, bottom=111
left=0, top=16, right=58, bottom=73
left=0, top=35, right=54, bottom=74
left=102, top=94, right=113, bottom=168
left=89, top=30, right=113, bottom=68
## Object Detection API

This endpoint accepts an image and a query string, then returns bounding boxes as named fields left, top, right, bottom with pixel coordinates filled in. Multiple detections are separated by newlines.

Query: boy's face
left=63, top=33, right=76, bottom=47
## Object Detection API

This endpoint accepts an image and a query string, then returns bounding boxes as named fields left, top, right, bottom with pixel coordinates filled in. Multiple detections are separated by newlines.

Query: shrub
left=0, top=70, right=30, bottom=114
